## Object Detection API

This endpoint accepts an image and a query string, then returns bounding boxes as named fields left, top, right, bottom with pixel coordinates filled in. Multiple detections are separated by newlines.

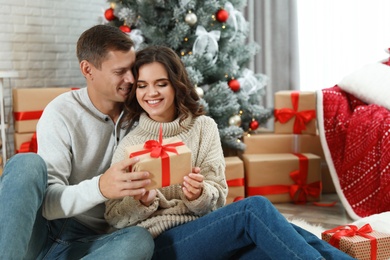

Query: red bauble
left=104, top=8, right=116, bottom=21
left=249, top=120, right=259, bottom=130
left=216, top=9, right=229, bottom=23
left=119, top=25, right=131, bottom=33
left=228, top=79, right=240, bottom=92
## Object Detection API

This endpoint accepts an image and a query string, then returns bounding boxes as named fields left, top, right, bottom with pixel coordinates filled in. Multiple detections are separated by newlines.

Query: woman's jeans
left=153, top=196, right=355, bottom=260
left=0, top=153, right=154, bottom=260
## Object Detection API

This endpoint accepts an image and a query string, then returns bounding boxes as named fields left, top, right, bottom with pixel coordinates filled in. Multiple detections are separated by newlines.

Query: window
left=297, top=0, right=390, bottom=90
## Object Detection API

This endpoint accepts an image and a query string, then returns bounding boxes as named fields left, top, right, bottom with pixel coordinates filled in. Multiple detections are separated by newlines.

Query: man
left=0, top=25, right=154, bottom=259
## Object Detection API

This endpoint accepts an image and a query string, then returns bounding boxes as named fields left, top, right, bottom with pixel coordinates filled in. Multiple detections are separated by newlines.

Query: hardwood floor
left=273, top=193, right=354, bottom=230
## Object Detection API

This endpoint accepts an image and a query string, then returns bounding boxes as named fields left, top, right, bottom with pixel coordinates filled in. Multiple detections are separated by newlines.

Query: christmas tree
left=101, top=0, right=273, bottom=154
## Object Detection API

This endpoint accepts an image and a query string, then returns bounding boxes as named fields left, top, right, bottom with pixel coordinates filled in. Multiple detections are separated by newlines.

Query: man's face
left=90, top=48, right=136, bottom=104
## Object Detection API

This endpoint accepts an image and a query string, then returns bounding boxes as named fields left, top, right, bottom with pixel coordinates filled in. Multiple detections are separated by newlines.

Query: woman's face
left=136, top=62, right=176, bottom=122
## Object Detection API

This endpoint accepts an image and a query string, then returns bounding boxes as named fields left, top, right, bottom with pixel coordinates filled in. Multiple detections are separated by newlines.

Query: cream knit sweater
left=105, top=113, right=227, bottom=238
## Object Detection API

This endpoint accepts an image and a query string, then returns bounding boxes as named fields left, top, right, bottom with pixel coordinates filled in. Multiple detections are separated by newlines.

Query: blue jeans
left=0, top=153, right=154, bottom=260
left=153, top=196, right=354, bottom=260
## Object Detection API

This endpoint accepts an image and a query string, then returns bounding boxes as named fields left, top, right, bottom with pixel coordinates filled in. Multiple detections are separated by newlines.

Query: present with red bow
left=13, top=87, right=78, bottom=133
left=242, top=153, right=322, bottom=203
left=274, top=91, right=317, bottom=135
left=322, top=224, right=390, bottom=260
left=126, top=127, right=192, bottom=190
left=224, top=156, right=245, bottom=205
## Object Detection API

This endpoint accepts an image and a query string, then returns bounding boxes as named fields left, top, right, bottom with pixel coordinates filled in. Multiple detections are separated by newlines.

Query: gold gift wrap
left=274, top=91, right=317, bottom=135
left=242, top=153, right=322, bottom=203
left=322, top=224, right=390, bottom=260
left=126, top=137, right=192, bottom=190
left=13, top=87, right=77, bottom=133
left=224, top=156, right=245, bottom=205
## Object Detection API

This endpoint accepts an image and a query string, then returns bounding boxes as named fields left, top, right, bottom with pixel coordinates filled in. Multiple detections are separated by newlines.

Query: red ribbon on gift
left=14, top=111, right=43, bottom=121
left=17, top=132, right=38, bottom=153
left=246, top=153, right=321, bottom=203
left=129, top=124, right=184, bottom=187
left=323, top=224, right=377, bottom=260
left=274, top=91, right=316, bottom=134
left=227, top=178, right=245, bottom=187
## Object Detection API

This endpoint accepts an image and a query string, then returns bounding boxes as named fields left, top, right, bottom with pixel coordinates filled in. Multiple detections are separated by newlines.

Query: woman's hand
left=136, top=189, right=157, bottom=206
left=182, top=167, right=204, bottom=201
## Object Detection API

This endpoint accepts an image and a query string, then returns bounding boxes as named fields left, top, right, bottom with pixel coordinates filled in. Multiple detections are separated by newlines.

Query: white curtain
left=297, top=0, right=390, bottom=91
left=244, top=0, right=299, bottom=111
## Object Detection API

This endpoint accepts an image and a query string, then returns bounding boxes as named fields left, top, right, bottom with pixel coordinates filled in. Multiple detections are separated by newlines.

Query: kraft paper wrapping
left=225, top=156, right=245, bottom=204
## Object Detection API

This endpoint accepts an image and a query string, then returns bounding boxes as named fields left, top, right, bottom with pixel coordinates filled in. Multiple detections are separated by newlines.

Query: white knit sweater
left=105, top=113, right=227, bottom=238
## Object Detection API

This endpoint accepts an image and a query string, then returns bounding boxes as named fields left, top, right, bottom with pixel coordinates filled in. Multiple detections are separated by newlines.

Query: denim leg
left=0, top=153, right=48, bottom=260
left=43, top=218, right=154, bottom=260
left=153, top=196, right=353, bottom=260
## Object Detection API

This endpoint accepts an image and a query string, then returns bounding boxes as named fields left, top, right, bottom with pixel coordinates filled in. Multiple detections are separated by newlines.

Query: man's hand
left=99, top=157, right=151, bottom=199
left=182, top=167, right=204, bottom=201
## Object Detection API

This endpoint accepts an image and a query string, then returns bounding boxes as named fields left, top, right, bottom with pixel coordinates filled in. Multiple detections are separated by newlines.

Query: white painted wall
left=0, top=0, right=106, bottom=156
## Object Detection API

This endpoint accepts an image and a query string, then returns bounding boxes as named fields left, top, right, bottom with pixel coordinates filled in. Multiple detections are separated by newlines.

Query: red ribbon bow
left=129, top=124, right=184, bottom=187
left=323, top=224, right=377, bottom=260
left=274, top=92, right=316, bottom=134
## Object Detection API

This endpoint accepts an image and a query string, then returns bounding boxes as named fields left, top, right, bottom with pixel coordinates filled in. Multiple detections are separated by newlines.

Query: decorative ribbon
left=238, top=68, right=262, bottom=96
left=227, top=178, right=244, bottom=187
left=129, top=29, right=144, bottom=51
left=129, top=124, right=184, bottom=187
left=192, top=25, right=221, bottom=64
left=323, top=224, right=377, bottom=260
left=17, top=132, right=37, bottom=153
left=225, top=2, right=246, bottom=42
left=274, top=92, right=316, bottom=134
left=246, top=153, right=321, bottom=203
left=14, top=110, right=43, bottom=121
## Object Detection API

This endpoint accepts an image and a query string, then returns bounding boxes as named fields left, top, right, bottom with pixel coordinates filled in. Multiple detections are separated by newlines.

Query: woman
left=105, top=46, right=353, bottom=260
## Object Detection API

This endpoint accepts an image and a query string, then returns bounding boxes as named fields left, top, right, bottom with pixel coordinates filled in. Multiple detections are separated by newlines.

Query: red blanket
left=317, top=85, right=390, bottom=220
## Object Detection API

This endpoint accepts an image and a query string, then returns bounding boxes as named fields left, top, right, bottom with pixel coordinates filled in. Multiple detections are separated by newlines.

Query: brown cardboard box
left=14, top=132, right=35, bottom=153
left=126, top=137, right=192, bottom=190
left=225, top=156, right=245, bottom=205
left=322, top=225, right=390, bottom=260
left=274, top=91, right=317, bottom=135
left=243, top=153, right=322, bottom=203
left=13, top=88, right=77, bottom=133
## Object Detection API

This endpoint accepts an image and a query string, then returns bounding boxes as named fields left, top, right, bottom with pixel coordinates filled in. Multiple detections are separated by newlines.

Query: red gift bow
left=274, top=91, right=316, bottom=134
left=129, top=124, right=184, bottom=187
left=246, top=153, right=321, bottom=203
left=323, top=224, right=377, bottom=260
left=17, top=132, right=38, bottom=153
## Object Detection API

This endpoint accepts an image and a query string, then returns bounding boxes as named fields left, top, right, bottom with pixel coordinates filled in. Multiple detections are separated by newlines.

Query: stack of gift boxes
left=13, top=88, right=76, bottom=154
left=224, top=90, right=336, bottom=205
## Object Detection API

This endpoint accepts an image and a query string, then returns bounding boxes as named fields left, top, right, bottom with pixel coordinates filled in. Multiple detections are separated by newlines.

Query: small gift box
left=126, top=128, right=192, bottom=190
left=322, top=224, right=390, bottom=260
left=243, top=153, right=322, bottom=203
left=14, top=132, right=37, bottom=153
left=224, top=156, right=245, bottom=204
left=274, top=91, right=317, bottom=135
left=13, top=87, right=77, bottom=133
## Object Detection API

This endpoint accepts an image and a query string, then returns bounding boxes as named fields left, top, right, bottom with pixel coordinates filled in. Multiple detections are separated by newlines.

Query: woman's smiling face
left=136, top=61, right=176, bottom=122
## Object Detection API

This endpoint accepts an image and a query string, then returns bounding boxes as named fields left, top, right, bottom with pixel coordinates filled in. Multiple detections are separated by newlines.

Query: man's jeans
left=0, top=153, right=154, bottom=260
left=153, top=196, right=355, bottom=260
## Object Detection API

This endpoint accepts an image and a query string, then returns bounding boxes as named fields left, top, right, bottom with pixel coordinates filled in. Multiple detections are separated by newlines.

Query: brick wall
left=0, top=0, right=106, bottom=157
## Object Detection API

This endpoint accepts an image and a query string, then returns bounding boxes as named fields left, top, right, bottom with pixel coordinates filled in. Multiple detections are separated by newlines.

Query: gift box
left=14, top=132, right=37, bottom=153
left=322, top=224, right=390, bottom=260
left=274, top=91, right=317, bottom=135
left=224, top=156, right=245, bottom=205
left=13, top=87, right=77, bottom=133
left=126, top=137, right=192, bottom=190
left=243, top=153, right=322, bottom=203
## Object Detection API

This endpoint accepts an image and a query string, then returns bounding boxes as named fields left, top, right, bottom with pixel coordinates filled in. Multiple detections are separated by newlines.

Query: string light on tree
left=195, top=85, right=204, bottom=98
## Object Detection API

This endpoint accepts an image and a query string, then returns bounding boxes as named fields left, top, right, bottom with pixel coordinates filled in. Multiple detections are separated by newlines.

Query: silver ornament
left=185, top=13, right=197, bottom=26
left=195, top=86, right=204, bottom=98
left=229, top=115, right=241, bottom=127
